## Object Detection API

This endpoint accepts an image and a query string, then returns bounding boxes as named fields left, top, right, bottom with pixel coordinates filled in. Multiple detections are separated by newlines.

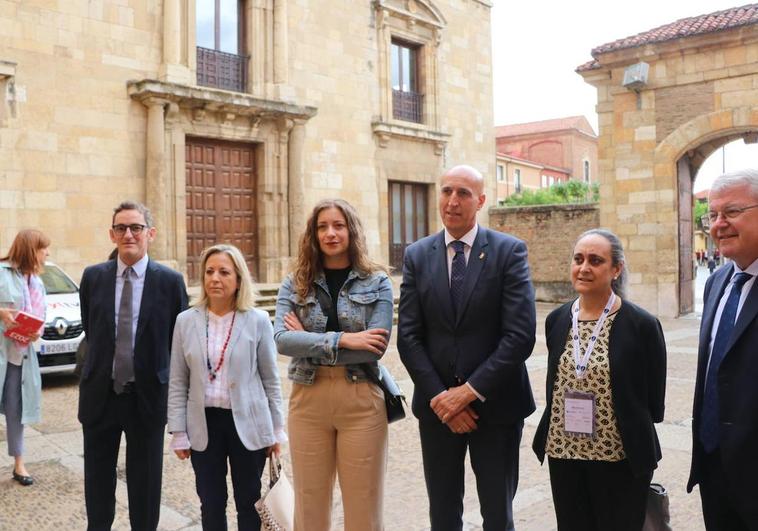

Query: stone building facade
left=0, top=0, right=495, bottom=283
left=578, top=5, right=758, bottom=317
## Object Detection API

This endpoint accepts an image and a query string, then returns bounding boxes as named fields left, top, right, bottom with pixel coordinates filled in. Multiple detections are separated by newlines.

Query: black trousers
left=83, top=388, right=165, bottom=531
left=419, top=418, right=523, bottom=531
left=547, top=457, right=651, bottom=531
left=699, top=449, right=756, bottom=531
left=190, top=407, right=268, bottom=531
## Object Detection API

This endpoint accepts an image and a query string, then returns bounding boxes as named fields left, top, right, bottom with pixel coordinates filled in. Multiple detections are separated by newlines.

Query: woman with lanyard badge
left=532, top=229, right=667, bottom=530
left=168, top=244, right=286, bottom=530
left=0, top=229, right=50, bottom=486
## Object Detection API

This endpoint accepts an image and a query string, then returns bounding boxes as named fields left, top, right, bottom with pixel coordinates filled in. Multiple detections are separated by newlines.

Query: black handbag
left=642, top=483, right=672, bottom=531
left=361, top=363, right=407, bottom=423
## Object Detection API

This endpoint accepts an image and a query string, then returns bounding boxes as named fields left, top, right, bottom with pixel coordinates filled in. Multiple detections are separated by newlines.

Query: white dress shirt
left=444, top=224, right=478, bottom=285
left=440, top=224, right=485, bottom=402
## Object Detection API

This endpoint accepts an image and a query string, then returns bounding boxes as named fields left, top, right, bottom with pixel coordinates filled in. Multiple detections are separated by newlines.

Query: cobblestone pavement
left=1, top=301, right=707, bottom=530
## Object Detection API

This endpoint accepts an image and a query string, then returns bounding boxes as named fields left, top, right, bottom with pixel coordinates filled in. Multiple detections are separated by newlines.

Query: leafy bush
left=499, top=180, right=598, bottom=206
left=694, top=200, right=708, bottom=230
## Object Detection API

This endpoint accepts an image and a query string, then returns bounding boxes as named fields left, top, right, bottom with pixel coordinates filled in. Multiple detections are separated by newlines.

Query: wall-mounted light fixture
left=622, top=61, right=649, bottom=109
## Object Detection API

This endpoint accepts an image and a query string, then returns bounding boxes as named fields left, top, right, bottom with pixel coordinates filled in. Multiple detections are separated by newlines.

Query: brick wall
left=489, top=203, right=600, bottom=301
left=655, top=81, right=715, bottom=142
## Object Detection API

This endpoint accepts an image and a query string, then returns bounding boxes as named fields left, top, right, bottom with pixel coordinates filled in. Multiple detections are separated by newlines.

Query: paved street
left=1, top=292, right=709, bottom=530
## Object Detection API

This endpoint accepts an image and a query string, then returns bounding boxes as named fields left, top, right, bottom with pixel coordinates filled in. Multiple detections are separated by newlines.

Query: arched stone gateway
left=578, top=4, right=758, bottom=317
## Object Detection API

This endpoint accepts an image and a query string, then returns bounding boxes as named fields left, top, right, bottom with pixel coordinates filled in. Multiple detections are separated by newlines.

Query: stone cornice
left=0, top=60, right=17, bottom=79
left=127, top=79, right=318, bottom=121
left=374, top=0, right=447, bottom=29
left=372, top=120, right=450, bottom=154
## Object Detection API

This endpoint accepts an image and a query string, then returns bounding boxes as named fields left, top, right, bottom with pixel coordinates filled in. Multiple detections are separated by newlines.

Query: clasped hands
left=430, top=385, right=479, bottom=434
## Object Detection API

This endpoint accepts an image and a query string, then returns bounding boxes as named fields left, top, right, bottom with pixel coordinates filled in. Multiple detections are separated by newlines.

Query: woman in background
left=0, top=229, right=50, bottom=486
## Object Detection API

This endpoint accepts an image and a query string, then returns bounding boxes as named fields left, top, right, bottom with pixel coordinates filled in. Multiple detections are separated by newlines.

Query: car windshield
left=40, top=265, right=78, bottom=294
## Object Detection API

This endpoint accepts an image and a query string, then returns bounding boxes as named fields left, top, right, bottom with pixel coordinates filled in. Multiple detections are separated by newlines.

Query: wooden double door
left=185, top=138, right=257, bottom=284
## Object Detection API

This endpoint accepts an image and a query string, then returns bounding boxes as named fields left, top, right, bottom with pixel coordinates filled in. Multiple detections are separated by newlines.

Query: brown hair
left=1, top=229, right=51, bottom=275
left=292, top=199, right=386, bottom=299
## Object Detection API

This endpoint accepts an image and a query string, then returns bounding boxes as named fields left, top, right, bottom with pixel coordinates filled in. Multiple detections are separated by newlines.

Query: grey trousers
left=2, top=362, right=24, bottom=457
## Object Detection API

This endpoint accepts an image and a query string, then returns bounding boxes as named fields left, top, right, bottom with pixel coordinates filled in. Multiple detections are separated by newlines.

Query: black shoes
left=12, top=470, right=33, bottom=486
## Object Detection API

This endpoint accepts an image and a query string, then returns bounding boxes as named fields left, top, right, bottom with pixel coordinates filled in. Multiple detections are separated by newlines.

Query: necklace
left=205, top=309, right=236, bottom=382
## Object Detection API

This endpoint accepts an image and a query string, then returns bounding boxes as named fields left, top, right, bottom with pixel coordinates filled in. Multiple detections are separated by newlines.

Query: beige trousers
left=289, top=366, right=387, bottom=531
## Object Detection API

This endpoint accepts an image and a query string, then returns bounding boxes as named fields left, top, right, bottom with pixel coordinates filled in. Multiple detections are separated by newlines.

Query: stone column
left=288, top=121, right=306, bottom=256
left=160, top=0, right=191, bottom=84
left=144, top=98, right=169, bottom=261
left=274, top=0, right=288, bottom=84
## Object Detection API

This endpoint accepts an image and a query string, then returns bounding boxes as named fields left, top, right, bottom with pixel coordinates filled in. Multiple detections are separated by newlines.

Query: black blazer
left=78, top=259, right=188, bottom=429
left=397, top=227, right=536, bottom=425
left=688, top=264, right=758, bottom=517
left=532, top=299, right=667, bottom=477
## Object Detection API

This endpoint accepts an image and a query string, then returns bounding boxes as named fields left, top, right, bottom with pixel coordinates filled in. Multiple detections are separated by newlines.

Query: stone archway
left=578, top=8, right=758, bottom=317
left=655, top=109, right=758, bottom=315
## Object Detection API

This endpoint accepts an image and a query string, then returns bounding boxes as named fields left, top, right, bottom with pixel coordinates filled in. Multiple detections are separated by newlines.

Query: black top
left=323, top=266, right=351, bottom=332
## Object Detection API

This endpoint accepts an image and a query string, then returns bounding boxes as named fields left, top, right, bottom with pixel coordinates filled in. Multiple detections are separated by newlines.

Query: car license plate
left=40, top=342, right=78, bottom=355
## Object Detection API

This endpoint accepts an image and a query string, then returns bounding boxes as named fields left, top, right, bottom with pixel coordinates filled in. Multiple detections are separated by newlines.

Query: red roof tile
left=495, top=115, right=596, bottom=138
left=590, top=4, right=758, bottom=56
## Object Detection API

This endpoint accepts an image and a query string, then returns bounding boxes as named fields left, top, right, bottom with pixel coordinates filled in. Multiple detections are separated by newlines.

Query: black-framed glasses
left=112, top=224, right=147, bottom=236
left=707, top=204, right=758, bottom=223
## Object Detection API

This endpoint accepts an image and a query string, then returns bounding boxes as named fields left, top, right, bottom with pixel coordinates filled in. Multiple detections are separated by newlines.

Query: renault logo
left=54, top=318, right=69, bottom=336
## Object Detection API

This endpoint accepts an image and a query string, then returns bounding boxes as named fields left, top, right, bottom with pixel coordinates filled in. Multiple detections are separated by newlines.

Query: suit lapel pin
left=479, top=252, right=485, bottom=260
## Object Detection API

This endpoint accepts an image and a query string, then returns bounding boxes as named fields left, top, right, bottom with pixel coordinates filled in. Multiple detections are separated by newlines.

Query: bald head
left=441, top=165, right=485, bottom=195
left=439, top=164, right=486, bottom=238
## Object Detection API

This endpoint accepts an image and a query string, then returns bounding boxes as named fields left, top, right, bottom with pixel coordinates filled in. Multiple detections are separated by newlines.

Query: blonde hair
left=193, top=244, right=257, bottom=311
left=1, top=229, right=51, bottom=275
left=293, top=199, right=386, bottom=300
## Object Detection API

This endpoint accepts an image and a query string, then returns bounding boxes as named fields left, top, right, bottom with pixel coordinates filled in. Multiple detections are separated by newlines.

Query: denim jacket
left=273, top=269, right=393, bottom=384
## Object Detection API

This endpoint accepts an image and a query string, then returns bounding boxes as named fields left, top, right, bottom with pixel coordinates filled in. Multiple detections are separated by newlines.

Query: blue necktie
left=450, top=240, right=466, bottom=314
left=699, top=271, right=753, bottom=453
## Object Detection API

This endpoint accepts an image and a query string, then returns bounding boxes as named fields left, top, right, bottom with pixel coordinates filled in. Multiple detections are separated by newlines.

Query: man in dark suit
left=79, top=201, right=188, bottom=531
left=688, top=169, right=758, bottom=530
left=398, top=165, right=536, bottom=531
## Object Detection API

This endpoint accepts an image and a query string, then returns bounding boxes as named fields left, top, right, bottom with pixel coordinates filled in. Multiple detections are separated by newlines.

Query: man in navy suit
left=688, top=169, right=758, bottom=530
left=78, top=201, right=187, bottom=531
left=398, top=165, right=536, bottom=531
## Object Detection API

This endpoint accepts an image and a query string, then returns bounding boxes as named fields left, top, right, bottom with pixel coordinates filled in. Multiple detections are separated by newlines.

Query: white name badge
left=564, top=389, right=595, bottom=437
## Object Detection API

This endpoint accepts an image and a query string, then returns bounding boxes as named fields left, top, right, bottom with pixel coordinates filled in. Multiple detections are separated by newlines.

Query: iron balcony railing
left=392, top=89, right=423, bottom=123
left=196, top=46, right=248, bottom=93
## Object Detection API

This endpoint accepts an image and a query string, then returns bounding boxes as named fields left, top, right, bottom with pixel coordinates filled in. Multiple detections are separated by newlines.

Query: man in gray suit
left=398, top=165, right=536, bottom=530
left=688, top=169, right=758, bottom=530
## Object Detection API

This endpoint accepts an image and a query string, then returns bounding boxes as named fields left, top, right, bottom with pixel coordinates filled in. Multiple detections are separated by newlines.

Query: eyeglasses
left=112, top=224, right=148, bottom=236
left=707, top=204, right=758, bottom=223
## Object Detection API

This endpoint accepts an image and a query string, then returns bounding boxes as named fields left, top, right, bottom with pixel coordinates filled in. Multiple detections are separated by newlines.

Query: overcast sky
left=490, top=0, right=757, bottom=192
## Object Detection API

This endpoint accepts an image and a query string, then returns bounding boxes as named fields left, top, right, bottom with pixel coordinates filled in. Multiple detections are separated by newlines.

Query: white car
left=33, top=262, right=85, bottom=375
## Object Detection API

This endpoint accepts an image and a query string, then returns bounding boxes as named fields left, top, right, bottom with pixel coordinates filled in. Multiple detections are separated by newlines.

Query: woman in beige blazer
left=168, top=244, right=285, bottom=531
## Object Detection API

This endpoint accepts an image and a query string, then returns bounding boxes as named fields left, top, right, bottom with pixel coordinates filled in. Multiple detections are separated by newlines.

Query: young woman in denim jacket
left=274, top=199, right=393, bottom=531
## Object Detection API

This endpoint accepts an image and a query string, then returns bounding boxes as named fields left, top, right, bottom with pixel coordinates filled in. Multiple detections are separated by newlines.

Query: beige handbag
left=255, top=455, right=294, bottom=531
